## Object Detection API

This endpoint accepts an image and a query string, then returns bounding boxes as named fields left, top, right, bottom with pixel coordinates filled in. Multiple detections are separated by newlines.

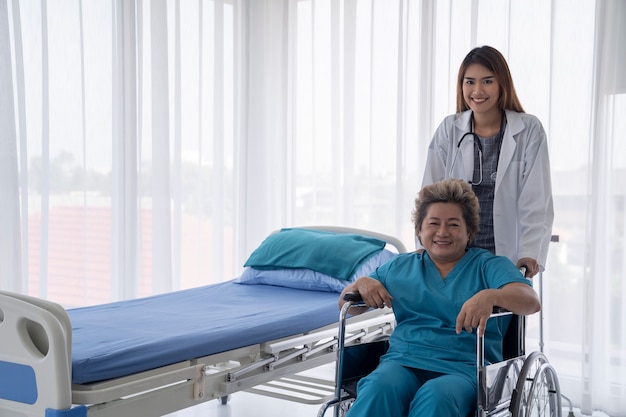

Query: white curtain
left=1, top=0, right=624, bottom=415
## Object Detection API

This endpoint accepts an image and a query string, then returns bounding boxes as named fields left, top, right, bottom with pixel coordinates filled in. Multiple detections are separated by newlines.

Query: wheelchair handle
left=343, top=292, right=363, bottom=303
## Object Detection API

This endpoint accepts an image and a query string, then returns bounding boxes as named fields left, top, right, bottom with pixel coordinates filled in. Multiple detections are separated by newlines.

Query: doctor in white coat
left=421, top=46, right=553, bottom=277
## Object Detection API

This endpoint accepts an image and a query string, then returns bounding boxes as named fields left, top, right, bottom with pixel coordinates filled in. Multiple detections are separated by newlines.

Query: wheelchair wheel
left=510, top=351, right=562, bottom=417
left=338, top=396, right=354, bottom=417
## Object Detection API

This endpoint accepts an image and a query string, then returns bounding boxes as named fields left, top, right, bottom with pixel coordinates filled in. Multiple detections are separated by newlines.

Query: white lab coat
left=421, top=109, right=554, bottom=270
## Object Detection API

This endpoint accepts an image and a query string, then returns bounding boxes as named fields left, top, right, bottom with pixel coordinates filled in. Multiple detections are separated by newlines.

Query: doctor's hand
left=517, top=258, right=539, bottom=278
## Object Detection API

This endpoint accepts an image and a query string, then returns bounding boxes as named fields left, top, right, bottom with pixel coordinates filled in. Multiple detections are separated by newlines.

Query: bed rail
left=0, top=290, right=79, bottom=416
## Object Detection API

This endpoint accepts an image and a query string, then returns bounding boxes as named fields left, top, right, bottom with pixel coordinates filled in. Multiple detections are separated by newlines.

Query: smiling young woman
left=420, top=46, right=553, bottom=280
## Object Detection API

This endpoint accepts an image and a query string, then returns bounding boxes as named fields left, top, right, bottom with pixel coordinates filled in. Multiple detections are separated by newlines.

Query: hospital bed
left=0, top=226, right=406, bottom=417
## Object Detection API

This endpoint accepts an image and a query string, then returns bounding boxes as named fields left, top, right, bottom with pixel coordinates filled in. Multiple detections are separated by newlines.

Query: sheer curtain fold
left=11, top=0, right=30, bottom=294
left=211, top=0, right=225, bottom=279
left=2, top=0, right=625, bottom=414
left=583, top=1, right=626, bottom=413
left=172, top=0, right=182, bottom=291
left=341, top=0, right=356, bottom=225
left=0, top=0, right=21, bottom=292
left=112, top=0, right=138, bottom=300
left=243, top=0, right=290, bottom=253
left=39, top=0, right=50, bottom=300
left=149, top=0, right=172, bottom=294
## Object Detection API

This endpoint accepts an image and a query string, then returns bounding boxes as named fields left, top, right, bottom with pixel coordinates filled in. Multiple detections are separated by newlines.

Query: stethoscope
left=449, top=111, right=506, bottom=186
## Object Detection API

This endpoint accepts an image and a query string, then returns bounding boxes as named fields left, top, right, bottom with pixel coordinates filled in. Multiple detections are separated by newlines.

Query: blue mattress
left=68, top=280, right=340, bottom=384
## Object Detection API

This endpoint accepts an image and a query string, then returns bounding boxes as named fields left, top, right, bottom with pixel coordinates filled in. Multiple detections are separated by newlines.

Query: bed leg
left=193, top=365, right=206, bottom=400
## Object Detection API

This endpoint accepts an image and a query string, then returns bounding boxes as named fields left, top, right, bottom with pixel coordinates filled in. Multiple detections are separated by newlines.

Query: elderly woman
left=339, top=178, right=540, bottom=417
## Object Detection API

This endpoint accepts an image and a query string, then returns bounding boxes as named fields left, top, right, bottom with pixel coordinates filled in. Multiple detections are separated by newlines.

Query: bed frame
left=0, top=226, right=406, bottom=417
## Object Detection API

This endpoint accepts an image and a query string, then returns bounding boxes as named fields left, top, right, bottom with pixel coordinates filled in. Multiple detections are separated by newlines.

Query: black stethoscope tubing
left=450, top=132, right=484, bottom=186
left=450, top=111, right=506, bottom=186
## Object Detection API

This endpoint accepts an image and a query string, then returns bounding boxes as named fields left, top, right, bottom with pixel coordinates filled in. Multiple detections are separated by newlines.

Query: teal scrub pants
left=345, top=361, right=476, bottom=417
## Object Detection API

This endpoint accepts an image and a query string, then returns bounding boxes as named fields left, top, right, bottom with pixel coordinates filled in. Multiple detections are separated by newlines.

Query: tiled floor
left=165, top=364, right=336, bottom=417
left=167, top=393, right=610, bottom=417
left=164, top=362, right=611, bottom=417
left=165, top=391, right=323, bottom=417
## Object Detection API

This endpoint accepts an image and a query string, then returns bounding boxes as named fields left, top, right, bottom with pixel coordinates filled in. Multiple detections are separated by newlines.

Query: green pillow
left=244, top=228, right=386, bottom=281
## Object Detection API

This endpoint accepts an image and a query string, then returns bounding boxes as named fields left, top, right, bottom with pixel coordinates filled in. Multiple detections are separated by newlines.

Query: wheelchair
left=318, top=291, right=562, bottom=417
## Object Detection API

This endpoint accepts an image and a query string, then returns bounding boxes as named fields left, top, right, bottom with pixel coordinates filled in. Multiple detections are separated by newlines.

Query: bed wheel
left=220, top=395, right=230, bottom=405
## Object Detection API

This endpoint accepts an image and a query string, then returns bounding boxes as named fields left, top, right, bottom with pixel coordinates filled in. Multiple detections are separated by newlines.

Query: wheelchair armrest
left=346, top=295, right=511, bottom=314
left=341, top=292, right=368, bottom=317
left=343, top=292, right=363, bottom=302
left=491, top=306, right=514, bottom=320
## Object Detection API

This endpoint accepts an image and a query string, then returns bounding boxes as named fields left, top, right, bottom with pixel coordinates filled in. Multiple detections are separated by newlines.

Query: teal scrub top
left=371, top=247, right=532, bottom=382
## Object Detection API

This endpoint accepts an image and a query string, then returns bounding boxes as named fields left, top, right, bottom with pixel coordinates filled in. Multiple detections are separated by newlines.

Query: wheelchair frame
left=318, top=295, right=563, bottom=417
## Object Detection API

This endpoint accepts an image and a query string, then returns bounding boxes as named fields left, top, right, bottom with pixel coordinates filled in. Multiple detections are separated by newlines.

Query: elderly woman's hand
left=350, top=277, right=393, bottom=310
left=455, top=290, right=496, bottom=336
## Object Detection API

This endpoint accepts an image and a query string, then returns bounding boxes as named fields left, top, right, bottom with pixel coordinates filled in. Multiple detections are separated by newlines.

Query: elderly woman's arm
left=455, top=282, right=540, bottom=336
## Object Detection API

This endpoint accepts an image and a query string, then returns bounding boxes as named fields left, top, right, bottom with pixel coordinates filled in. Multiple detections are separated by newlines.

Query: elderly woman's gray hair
left=412, top=179, right=480, bottom=243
